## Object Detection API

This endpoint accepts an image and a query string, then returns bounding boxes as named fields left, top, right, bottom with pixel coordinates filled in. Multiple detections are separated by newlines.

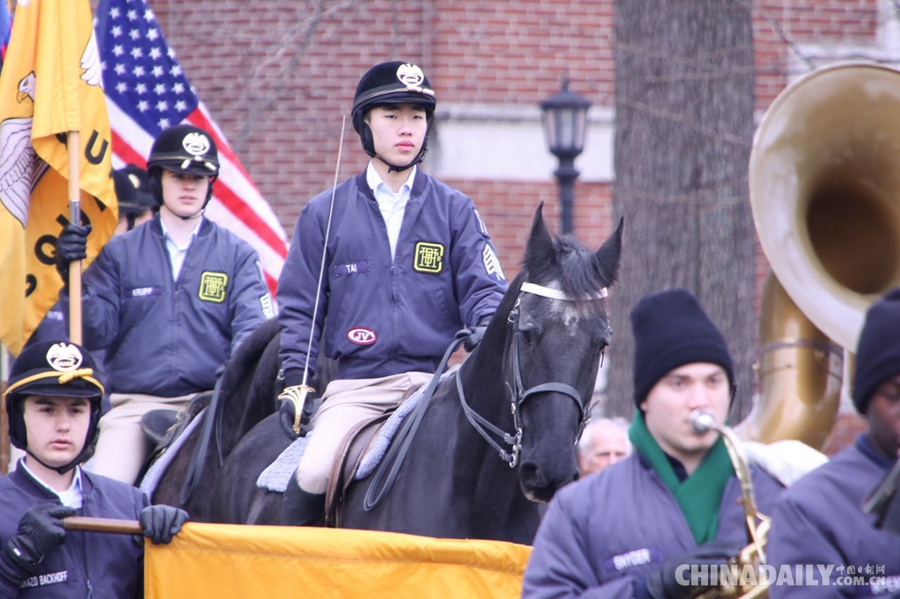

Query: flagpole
left=1, top=345, right=9, bottom=475
left=67, top=131, right=82, bottom=345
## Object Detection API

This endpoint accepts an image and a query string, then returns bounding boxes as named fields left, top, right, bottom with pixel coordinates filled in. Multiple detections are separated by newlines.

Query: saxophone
left=690, top=409, right=771, bottom=599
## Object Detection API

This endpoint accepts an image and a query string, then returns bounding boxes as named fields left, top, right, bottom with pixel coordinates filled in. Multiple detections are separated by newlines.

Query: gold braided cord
left=2, top=368, right=105, bottom=398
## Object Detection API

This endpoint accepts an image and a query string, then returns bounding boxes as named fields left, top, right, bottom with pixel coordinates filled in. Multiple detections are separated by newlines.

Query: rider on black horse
left=276, top=59, right=508, bottom=526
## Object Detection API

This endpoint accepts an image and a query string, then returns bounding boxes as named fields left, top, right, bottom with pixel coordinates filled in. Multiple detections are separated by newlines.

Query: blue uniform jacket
left=61, top=216, right=271, bottom=396
left=768, top=434, right=900, bottom=598
left=522, top=451, right=785, bottom=598
left=0, top=465, right=148, bottom=598
left=277, top=170, right=507, bottom=385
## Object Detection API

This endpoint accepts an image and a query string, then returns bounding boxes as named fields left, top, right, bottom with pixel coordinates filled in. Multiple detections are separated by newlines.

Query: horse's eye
left=520, top=329, right=535, bottom=346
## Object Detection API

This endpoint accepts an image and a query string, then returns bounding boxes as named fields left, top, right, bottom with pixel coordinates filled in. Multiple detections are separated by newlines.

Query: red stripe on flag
left=110, top=130, right=147, bottom=169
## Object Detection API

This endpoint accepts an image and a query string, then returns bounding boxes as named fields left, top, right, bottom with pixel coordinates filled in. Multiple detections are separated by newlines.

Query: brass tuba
left=740, top=62, right=900, bottom=450
left=700, top=61, right=900, bottom=599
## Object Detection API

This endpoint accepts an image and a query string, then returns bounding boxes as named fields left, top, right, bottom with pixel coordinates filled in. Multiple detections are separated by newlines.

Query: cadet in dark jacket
left=277, top=60, right=508, bottom=526
left=768, top=288, right=900, bottom=598
left=522, top=289, right=784, bottom=598
left=0, top=340, right=187, bottom=598
left=55, top=124, right=272, bottom=484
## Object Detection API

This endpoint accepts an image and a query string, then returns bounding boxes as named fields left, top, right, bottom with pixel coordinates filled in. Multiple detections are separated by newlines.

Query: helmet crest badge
left=397, top=63, right=425, bottom=89
left=45, top=342, right=84, bottom=372
left=182, top=132, right=211, bottom=157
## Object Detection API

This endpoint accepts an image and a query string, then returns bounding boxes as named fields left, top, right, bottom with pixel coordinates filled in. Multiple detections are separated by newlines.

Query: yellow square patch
left=414, top=242, right=444, bottom=274
left=198, top=271, right=229, bottom=303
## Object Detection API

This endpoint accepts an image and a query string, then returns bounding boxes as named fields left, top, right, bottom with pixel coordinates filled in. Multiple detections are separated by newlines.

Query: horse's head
left=509, top=203, right=623, bottom=503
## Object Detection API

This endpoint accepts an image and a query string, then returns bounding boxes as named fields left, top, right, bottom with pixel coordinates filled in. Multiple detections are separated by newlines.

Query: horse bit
left=456, top=281, right=609, bottom=468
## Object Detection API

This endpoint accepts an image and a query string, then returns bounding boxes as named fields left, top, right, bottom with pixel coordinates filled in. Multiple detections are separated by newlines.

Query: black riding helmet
left=4, top=341, right=105, bottom=474
left=146, top=123, right=219, bottom=209
left=114, top=164, right=156, bottom=226
left=351, top=61, right=436, bottom=172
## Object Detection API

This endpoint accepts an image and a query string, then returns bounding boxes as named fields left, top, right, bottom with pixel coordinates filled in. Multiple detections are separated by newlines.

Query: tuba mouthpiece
left=689, top=409, right=716, bottom=435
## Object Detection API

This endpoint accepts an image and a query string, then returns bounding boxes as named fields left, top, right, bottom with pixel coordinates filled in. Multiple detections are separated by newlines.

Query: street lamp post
left=540, top=76, right=591, bottom=235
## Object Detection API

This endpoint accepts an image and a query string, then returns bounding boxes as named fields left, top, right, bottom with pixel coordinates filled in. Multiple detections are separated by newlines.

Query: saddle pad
left=138, top=407, right=207, bottom=496
left=256, top=370, right=453, bottom=493
left=257, top=434, right=310, bottom=493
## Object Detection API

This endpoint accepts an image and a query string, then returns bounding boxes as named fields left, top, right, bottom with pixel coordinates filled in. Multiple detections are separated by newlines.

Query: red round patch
left=347, top=327, right=377, bottom=346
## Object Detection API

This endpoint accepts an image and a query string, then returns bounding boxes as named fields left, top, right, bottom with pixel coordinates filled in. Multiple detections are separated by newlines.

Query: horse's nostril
left=519, top=462, right=538, bottom=482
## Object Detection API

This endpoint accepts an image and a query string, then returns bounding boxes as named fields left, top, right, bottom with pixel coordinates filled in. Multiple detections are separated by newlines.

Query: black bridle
left=364, top=280, right=609, bottom=510
left=456, top=281, right=608, bottom=468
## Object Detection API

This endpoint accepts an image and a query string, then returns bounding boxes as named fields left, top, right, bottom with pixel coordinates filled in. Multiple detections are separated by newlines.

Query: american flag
left=0, top=0, right=10, bottom=69
left=94, top=0, right=287, bottom=294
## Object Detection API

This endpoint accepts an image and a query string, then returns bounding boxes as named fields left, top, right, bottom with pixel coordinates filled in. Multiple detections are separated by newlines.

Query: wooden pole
left=67, top=130, right=82, bottom=345
left=64, top=516, right=142, bottom=535
left=1, top=377, right=8, bottom=476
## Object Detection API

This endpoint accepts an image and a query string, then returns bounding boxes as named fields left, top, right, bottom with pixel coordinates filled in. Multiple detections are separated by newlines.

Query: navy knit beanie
left=631, top=289, right=735, bottom=407
left=852, top=287, right=900, bottom=414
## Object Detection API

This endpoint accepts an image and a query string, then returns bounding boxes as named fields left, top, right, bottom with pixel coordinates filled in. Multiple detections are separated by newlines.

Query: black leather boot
left=282, top=482, right=325, bottom=527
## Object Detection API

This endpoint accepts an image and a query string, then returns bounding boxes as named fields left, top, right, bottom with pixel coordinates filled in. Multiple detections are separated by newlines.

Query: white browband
left=520, top=282, right=608, bottom=302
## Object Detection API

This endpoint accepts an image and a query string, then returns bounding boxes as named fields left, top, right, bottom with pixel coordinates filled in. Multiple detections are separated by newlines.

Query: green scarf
left=628, top=411, right=734, bottom=544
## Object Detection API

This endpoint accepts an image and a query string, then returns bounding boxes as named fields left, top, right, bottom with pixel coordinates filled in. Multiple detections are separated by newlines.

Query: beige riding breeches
left=296, top=371, right=434, bottom=495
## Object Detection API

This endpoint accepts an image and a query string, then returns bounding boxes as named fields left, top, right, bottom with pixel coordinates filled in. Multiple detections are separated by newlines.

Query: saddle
left=323, top=383, right=425, bottom=527
left=324, top=412, right=392, bottom=527
left=138, top=392, right=212, bottom=482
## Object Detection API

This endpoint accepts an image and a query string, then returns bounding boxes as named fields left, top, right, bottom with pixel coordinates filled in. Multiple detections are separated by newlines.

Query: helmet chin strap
left=162, top=203, right=205, bottom=222
left=374, top=142, right=428, bottom=173
left=178, top=209, right=204, bottom=221
left=25, top=447, right=88, bottom=475
left=376, top=154, right=416, bottom=174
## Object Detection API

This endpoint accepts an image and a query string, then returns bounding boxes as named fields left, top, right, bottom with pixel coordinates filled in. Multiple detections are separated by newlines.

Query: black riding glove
left=140, top=505, right=189, bottom=545
left=55, top=223, right=91, bottom=286
left=4, top=502, right=75, bottom=572
left=645, top=541, right=743, bottom=599
left=278, top=384, right=315, bottom=440
left=463, top=317, right=492, bottom=352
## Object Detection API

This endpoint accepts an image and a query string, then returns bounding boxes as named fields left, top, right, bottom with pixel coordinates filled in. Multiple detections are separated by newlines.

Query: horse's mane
left=522, top=232, right=621, bottom=301
left=220, top=318, right=281, bottom=395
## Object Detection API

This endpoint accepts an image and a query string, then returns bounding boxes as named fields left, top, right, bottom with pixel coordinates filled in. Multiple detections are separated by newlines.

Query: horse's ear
left=525, top=202, right=555, bottom=268
left=594, top=217, right=624, bottom=284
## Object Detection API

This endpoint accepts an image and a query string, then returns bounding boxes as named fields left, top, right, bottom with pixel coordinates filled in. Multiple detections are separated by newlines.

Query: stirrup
left=282, top=482, right=325, bottom=527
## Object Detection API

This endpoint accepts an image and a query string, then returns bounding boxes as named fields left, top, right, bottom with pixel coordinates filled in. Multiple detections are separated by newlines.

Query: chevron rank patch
left=414, top=242, right=444, bottom=274
left=483, top=244, right=505, bottom=281
left=198, top=271, right=228, bottom=303
left=260, top=294, right=275, bottom=319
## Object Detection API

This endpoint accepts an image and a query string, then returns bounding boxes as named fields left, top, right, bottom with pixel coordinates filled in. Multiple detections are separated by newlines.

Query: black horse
left=209, top=204, right=622, bottom=543
left=146, top=317, right=283, bottom=521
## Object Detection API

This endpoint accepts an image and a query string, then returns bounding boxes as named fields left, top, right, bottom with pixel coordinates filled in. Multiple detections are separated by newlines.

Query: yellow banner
left=0, top=0, right=116, bottom=355
left=145, top=524, right=531, bottom=599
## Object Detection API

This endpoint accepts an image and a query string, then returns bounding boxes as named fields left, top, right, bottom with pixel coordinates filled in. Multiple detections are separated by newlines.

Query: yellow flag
left=0, top=0, right=116, bottom=356
left=145, top=524, right=532, bottom=599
